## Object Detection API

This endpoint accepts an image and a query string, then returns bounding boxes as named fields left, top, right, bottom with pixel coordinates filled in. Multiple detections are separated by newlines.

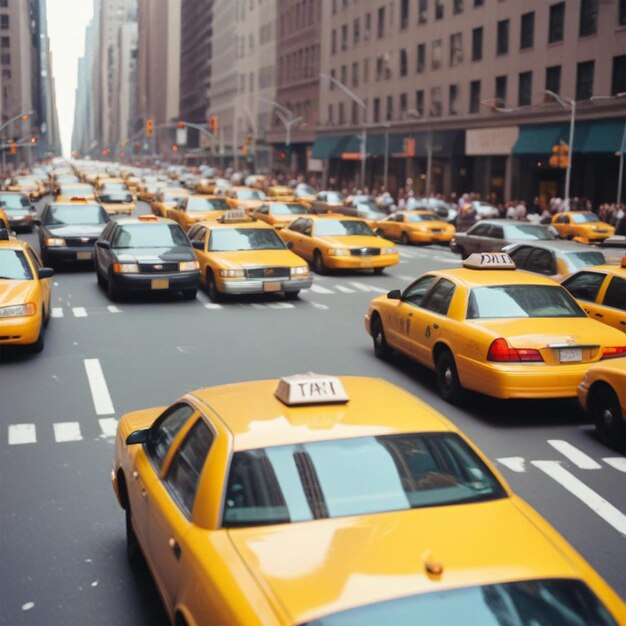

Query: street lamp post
left=406, top=109, right=432, bottom=196
left=0, top=110, right=33, bottom=172
left=545, top=90, right=576, bottom=204
left=258, top=96, right=303, bottom=172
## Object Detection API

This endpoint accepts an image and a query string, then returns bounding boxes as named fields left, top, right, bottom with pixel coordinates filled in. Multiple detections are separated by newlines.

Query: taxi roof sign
left=218, top=209, right=255, bottom=224
left=275, top=373, right=349, bottom=406
left=463, top=252, right=516, bottom=270
left=138, top=214, right=159, bottom=222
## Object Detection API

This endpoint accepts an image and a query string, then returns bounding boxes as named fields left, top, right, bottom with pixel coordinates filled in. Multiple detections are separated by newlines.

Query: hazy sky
left=46, top=0, right=94, bottom=157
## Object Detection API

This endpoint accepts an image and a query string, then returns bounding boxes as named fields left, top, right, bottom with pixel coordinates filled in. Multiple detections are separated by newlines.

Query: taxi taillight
left=601, top=346, right=626, bottom=360
left=487, top=338, right=543, bottom=363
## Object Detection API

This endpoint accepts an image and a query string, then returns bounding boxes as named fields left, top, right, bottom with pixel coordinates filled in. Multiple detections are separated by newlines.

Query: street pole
left=426, top=130, right=433, bottom=196
left=618, top=121, right=626, bottom=204
left=233, top=107, right=239, bottom=171
left=383, top=130, right=389, bottom=189
left=361, top=125, right=367, bottom=188
left=219, top=123, right=224, bottom=172
left=565, top=100, right=576, bottom=204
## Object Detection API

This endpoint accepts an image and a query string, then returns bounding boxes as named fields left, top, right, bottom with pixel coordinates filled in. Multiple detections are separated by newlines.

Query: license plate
left=559, top=348, right=582, bottom=362
left=151, top=278, right=169, bottom=290
left=361, top=259, right=373, bottom=268
left=263, top=281, right=282, bottom=292
left=77, top=251, right=92, bottom=260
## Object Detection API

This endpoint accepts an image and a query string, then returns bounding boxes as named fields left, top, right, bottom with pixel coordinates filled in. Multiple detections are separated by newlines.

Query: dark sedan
left=0, top=192, right=37, bottom=233
left=38, top=201, right=111, bottom=267
left=93, top=215, right=200, bottom=301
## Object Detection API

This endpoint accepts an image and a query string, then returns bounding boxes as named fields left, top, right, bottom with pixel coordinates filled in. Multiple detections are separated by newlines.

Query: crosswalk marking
left=268, top=302, right=295, bottom=309
left=531, top=460, right=626, bottom=536
left=548, top=440, right=602, bottom=469
left=432, top=255, right=461, bottom=264
left=603, top=457, right=626, bottom=473
left=51, top=307, right=64, bottom=318
left=496, top=457, right=526, bottom=473
left=8, top=424, right=37, bottom=445
left=349, top=281, right=387, bottom=294
left=399, top=249, right=418, bottom=258
left=98, top=418, right=118, bottom=438
left=84, top=359, right=115, bottom=415
left=311, top=302, right=329, bottom=310
left=53, top=422, right=83, bottom=443
left=308, top=284, right=334, bottom=295
left=334, top=285, right=355, bottom=293
left=204, top=302, right=223, bottom=309
left=107, top=305, right=121, bottom=313
left=72, top=307, right=87, bottom=318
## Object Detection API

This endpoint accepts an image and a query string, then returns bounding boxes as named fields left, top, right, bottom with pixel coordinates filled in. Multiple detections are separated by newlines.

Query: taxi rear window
left=571, top=213, right=600, bottom=224
left=0, top=249, right=33, bottom=280
left=222, top=433, right=505, bottom=527
left=0, top=195, right=30, bottom=210
left=467, top=285, right=585, bottom=319
left=314, top=220, right=375, bottom=237
left=564, top=251, right=606, bottom=270
left=407, top=213, right=439, bottom=222
left=208, top=228, right=286, bottom=251
left=270, top=203, right=307, bottom=215
left=187, top=198, right=228, bottom=212
left=304, top=579, right=617, bottom=626
left=45, top=205, right=108, bottom=226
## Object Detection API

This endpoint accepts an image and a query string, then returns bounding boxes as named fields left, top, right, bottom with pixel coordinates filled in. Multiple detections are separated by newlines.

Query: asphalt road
left=1, top=198, right=625, bottom=625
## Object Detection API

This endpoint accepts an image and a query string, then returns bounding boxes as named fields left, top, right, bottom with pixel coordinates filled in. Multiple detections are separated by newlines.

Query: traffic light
left=171, top=145, right=178, bottom=152
left=30, top=136, right=38, bottom=144
left=22, top=113, right=29, bottom=122
left=549, top=142, right=569, bottom=168
left=177, top=121, right=185, bottom=129
left=145, top=118, right=154, bottom=137
left=9, top=140, right=17, bottom=155
left=209, top=116, right=219, bottom=133
left=276, top=151, right=286, bottom=160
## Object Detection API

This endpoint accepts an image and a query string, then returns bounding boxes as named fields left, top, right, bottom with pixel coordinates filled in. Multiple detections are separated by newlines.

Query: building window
left=352, top=62, right=359, bottom=86
left=418, top=0, right=427, bottom=23
left=495, top=75, right=507, bottom=104
left=386, top=95, right=394, bottom=121
left=612, top=55, right=626, bottom=95
left=377, top=6, right=385, bottom=38
left=497, top=19, right=509, bottom=55
left=545, top=65, right=561, bottom=94
left=376, top=55, right=383, bottom=80
left=469, top=80, right=481, bottom=113
left=579, top=0, right=598, bottom=37
left=0, top=14, right=8, bottom=29
left=449, top=84, right=459, bottom=115
left=330, top=68, right=336, bottom=89
left=353, top=19, right=360, bottom=45
left=450, top=33, right=463, bottom=66
left=472, top=27, right=483, bottom=61
left=331, top=30, right=336, bottom=54
left=548, top=3, right=565, bottom=43
left=1, top=68, right=10, bottom=79
left=399, top=48, right=408, bottom=76
left=0, top=0, right=8, bottom=7
left=0, top=36, right=8, bottom=48
left=400, top=0, right=409, bottom=29
left=620, top=0, right=626, bottom=25
left=520, top=12, right=534, bottom=49
left=352, top=101, right=359, bottom=125
left=340, top=64, right=347, bottom=85
left=416, top=90, right=424, bottom=115
left=0, top=52, right=10, bottom=65
left=430, top=87, right=442, bottom=117
left=576, top=60, right=594, bottom=100
left=341, top=24, right=348, bottom=50
left=338, top=102, right=345, bottom=125
left=518, top=71, right=532, bottom=106
left=365, top=12, right=371, bottom=40
left=435, top=0, right=444, bottom=20
left=363, top=58, right=369, bottom=83
left=417, top=43, right=425, bottom=73
left=453, top=0, right=463, bottom=15
left=474, top=0, right=484, bottom=6
left=431, top=39, right=442, bottom=70
left=400, top=92, right=408, bottom=114
left=373, top=97, right=381, bottom=123
left=332, top=0, right=337, bottom=15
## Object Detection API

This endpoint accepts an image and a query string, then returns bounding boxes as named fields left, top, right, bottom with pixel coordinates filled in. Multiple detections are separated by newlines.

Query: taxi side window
left=525, top=249, right=556, bottom=275
left=165, top=419, right=214, bottom=517
left=288, top=218, right=305, bottom=233
left=101, top=222, right=116, bottom=241
left=189, top=226, right=206, bottom=248
left=26, top=247, right=42, bottom=270
left=403, top=275, right=438, bottom=307
left=602, top=276, right=626, bottom=311
left=469, top=223, right=489, bottom=237
left=509, top=245, right=533, bottom=268
left=301, top=220, right=313, bottom=236
left=562, top=271, right=605, bottom=302
left=421, top=278, right=455, bottom=315
left=489, top=226, right=504, bottom=239
left=555, top=215, right=569, bottom=224
left=147, top=403, right=195, bottom=470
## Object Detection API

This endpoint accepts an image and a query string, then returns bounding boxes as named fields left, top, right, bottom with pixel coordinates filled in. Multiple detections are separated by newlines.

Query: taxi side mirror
left=286, top=241, right=294, bottom=249
left=126, top=428, right=150, bottom=446
left=192, top=240, right=204, bottom=250
left=96, top=240, right=111, bottom=249
left=387, top=289, right=402, bottom=300
left=38, top=267, right=54, bottom=279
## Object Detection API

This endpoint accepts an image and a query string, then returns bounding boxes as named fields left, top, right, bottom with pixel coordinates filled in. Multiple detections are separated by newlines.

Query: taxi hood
left=0, top=279, right=37, bottom=307
left=320, top=235, right=394, bottom=248
left=227, top=498, right=582, bottom=625
left=209, top=249, right=305, bottom=270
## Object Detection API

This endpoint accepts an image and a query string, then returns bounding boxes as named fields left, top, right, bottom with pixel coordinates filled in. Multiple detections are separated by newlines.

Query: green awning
left=512, top=123, right=569, bottom=155
left=311, top=135, right=351, bottom=159
left=580, top=119, right=626, bottom=154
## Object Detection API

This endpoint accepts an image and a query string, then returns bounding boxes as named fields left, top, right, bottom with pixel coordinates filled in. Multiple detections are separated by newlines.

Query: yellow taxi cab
left=166, top=194, right=230, bottom=231
left=187, top=211, right=312, bottom=301
left=96, top=180, right=136, bottom=215
left=194, top=178, right=215, bottom=195
left=6, top=175, right=45, bottom=201
left=279, top=214, right=398, bottom=275
left=561, top=260, right=626, bottom=332
left=375, top=210, right=456, bottom=245
left=364, top=252, right=626, bottom=403
left=266, top=185, right=295, bottom=202
left=112, top=373, right=626, bottom=626
left=0, top=229, right=54, bottom=352
left=578, top=357, right=626, bottom=452
left=551, top=212, right=615, bottom=242
left=225, top=186, right=267, bottom=212
left=0, top=207, right=11, bottom=231
left=55, top=183, right=96, bottom=203
left=250, top=201, right=309, bottom=229
left=151, top=187, right=191, bottom=217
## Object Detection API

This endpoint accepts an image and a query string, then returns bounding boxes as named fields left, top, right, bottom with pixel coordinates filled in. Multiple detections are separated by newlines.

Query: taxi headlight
left=382, top=247, right=397, bottom=255
left=418, top=226, right=429, bottom=232
left=0, top=302, right=36, bottom=317
left=219, top=269, right=245, bottom=278
left=329, top=248, right=349, bottom=256
left=112, top=263, right=140, bottom=273
left=290, top=266, right=310, bottom=276
left=179, top=260, right=199, bottom=271
left=44, top=237, right=66, bottom=247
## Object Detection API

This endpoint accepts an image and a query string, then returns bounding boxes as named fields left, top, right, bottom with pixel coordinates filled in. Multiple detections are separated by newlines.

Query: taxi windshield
left=236, top=189, right=266, bottom=200
left=306, top=579, right=617, bottom=626
left=270, top=203, right=307, bottom=215
left=222, top=433, right=505, bottom=527
left=101, top=183, right=127, bottom=192
left=60, top=186, right=92, bottom=197
left=467, top=285, right=585, bottom=319
left=503, top=224, right=555, bottom=240
left=564, top=251, right=606, bottom=269
left=187, top=198, right=228, bottom=212
left=0, top=195, right=30, bottom=210
left=314, top=220, right=375, bottom=237
left=45, top=205, right=108, bottom=226
left=208, top=228, right=285, bottom=251
left=0, top=249, right=33, bottom=280
left=407, top=213, right=440, bottom=222
left=163, top=192, right=187, bottom=202
left=570, top=213, right=600, bottom=224
left=112, top=224, right=189, bottom=248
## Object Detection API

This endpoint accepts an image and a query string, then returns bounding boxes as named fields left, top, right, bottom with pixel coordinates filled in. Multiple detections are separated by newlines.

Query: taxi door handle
left=168, top=537, right=181, bottom=561
left=620, top=320, right=626, bottom=326
left=593, top=313, right=603, bottom=318
left=433, top=323, right=439, bottom=330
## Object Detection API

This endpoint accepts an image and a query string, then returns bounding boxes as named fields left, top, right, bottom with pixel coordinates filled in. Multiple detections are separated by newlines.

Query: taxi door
left=25, top=247, right=52, bottom=310
left=287, top=219, right=314, bottom=260
left=188, top=225, right=209, bottom=282
left=595, top=275, right=626, bottom=331
left=148, top=417, right=215, bottom=611
left=386, top=215, right=403, bottom=240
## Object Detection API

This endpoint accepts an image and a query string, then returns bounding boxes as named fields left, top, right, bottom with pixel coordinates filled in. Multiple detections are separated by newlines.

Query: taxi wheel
left=371, top=315, right=392, bottom=359
left=400, top=232, right=410, bottom=246
left=125, top=507, right=142, bottom=566
left=206, top=270, right=223, bottom=302
left=31, top=321, right=45, bottom=353
left=592, top=386, right=625, bottom=452
left=181, top=288, right=197, bottom=301
left=107, top=274, right=121, bottom=301
left=436, top=350, right=463, bottom=404
left=284, top=290, right=300, bottom=300
left=457, top=246, right=468, bottom=260
left=375, top=228, right=385, bottom=237
left=373, top=267, right=385, bottom=275
left=313, top=250, right=327, bottom=275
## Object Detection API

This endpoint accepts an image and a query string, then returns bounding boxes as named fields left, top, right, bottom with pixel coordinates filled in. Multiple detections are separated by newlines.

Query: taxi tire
left=313, top=250, right=327, bottom=275
left=125, top=507, right=142, bottom=567
left=31, top=321, right=45, bottom=353
left=206, top=270, right=224, bottom=302
left=436, top=350, right=463, bottom=404
left=284, top=290, right=300, bottom=300
left=400, top=232, right=410, bottom=246
left=107, top=273, right=121, bottom=301
left=371, top=315, right=392, bottom=360
left=181, top=288, right=197, bottom=301
left=375, top=228, right=385, bottom=237
left=592, top=386, right=625, bottom=452
left=373, top=267, right=385, bottom=275
left=457, top=246, right=468, bottom=260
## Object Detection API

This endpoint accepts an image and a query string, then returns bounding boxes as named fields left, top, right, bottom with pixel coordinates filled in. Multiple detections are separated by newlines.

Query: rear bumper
left=102, top=202, right=135, bottom=215
left=111, top=271, right=200, bottom=293
left=326, top=253, right=399, bottom=270
left=220, top=276, right=312, bottom=294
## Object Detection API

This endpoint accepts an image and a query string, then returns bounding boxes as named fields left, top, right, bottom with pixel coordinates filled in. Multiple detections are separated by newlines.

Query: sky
left=46, top=0, right=94, bottom=157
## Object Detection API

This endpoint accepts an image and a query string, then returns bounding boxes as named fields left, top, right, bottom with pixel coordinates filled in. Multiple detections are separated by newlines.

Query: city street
left=1, top=199, right=625, bottom=625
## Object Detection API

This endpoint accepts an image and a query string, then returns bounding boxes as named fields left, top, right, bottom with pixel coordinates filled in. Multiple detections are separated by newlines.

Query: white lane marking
left=335, top=285, right=355, bottom=293
left=268, top=302, right=295, bottom=309
left=84, top=358, right=115, bottom=415
left=308, top=284, right=334, bottom=295
left=51, top=307, right=64, bottom=318
left=99, top=417, right=118, bottom=438
left=53, top=422, right=83, bottom=443
left=72, top=307, right=88, bottom=318
left=349, top=281, right=387, bottom=294
left=196, top=291, right=210, bottom=303
left=311, top=302, right=329, bottom=310
left=53, top=281, right=59, bottom=287
left=398, top=275, right=417, bottom=281
left=8, top=424, right=37, bottom=445
left=532, top=460, right=626, bottom=535
left=432, top=255, right=461, bottom=264
left=107, top=305, right=121, bottom=313
left=21, top=602, right=35, bottom=611
left=603, top=457, right=626, bottom=473
left=251, top=303, right=268, bottom=309
left=496, top=457, right=526, bottom=473
left=399, top=249, right=417, bottom=258
left=548, top=440, right=601, bottom=469
left=204, top=302, right=223, bottom=310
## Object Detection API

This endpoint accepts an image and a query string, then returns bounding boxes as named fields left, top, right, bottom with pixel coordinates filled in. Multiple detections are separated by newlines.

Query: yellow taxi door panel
left=385, top=301, right=412, bottom=353
left=597, top=276, right=626, bottom=331
left=127, top=450, right=153, bottom=558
